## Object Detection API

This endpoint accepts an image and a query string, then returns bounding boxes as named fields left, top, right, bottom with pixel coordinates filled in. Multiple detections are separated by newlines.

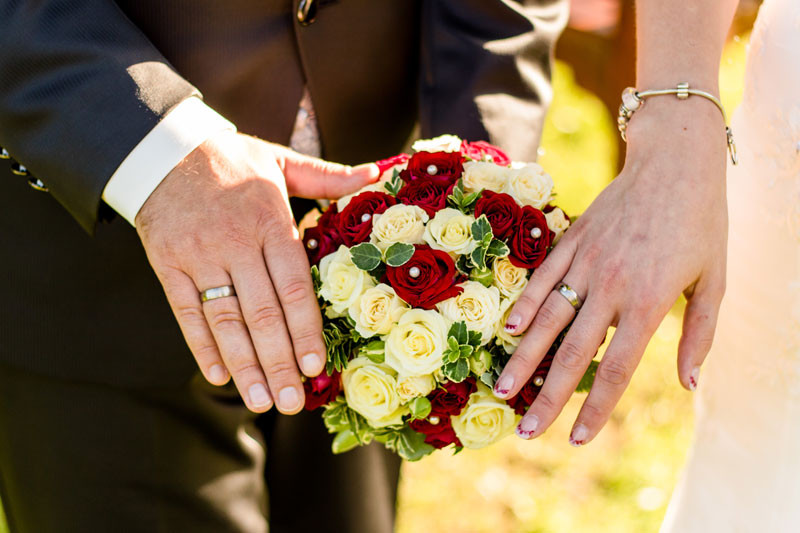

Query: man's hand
left=493, top=98, right=728, bottom=445
left=135, top=131, right=379, bottom=414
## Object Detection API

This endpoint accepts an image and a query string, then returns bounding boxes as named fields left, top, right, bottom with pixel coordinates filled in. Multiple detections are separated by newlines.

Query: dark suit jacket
left=0, top=0, right=567, bottom=387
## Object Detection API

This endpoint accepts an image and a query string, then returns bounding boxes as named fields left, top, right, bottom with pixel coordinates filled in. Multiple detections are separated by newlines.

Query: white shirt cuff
left=101, top=97, right=236, bottom=226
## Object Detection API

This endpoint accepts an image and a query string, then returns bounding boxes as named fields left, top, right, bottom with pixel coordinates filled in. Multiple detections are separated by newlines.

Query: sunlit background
left=0, top=4, right=756, bottom=533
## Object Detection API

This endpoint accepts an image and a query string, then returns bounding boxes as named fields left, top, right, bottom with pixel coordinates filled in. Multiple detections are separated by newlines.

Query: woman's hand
left=493, top=98, right=729, bottom=445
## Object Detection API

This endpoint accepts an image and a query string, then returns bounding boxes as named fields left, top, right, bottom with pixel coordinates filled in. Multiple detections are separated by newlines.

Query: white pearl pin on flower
left=429, top=416, right=440, bottom=425
left=426, top=164, right=438, bottom=175
left=533, top=376, right=544, bottom=387
left=409, top=266, right=421, bottom=278
left=361, top=213, right=372, bottom=223
left=530, top=227, right=543, bottom=239
left=306, top=239, right=318, bottom=249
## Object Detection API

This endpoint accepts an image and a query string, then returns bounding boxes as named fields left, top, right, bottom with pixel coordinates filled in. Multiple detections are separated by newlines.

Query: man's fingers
left=263, top=229, right=327, bottom=377
left=677, top=278, right=724, bottom=390
left=196, top=270, right=274, bottom=413
left=159, top=268, right=230, bottom=386
left=230, top=257, right=308, bottom=415
left=504, top=237, right=577, bottom=335
left=494, top=282, right=581, bottom=400
left=515, top=297, right=612, bottom=440
left=569, top=318, right=651, bottom=446
left=276, top=146, right=380, bottom=199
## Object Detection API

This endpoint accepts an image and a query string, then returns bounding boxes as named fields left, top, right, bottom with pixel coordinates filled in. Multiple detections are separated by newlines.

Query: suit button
left=297, top=0, right=317, bottom=26
left=10, top=161, right=29, bottom=176
left=0, top=146, right=9, bottom=159
left=27, top=177, right=48, bottom=192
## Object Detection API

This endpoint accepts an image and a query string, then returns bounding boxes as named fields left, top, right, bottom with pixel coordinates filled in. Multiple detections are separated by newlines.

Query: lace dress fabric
left=662, top=1, right=800, bottom=530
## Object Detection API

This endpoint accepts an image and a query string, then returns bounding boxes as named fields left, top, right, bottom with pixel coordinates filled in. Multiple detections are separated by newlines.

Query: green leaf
left=322, top=317, right=358, bottom=373
left=480, top=371, right=496, bottom=389
left=383, top=168, right=403, bottom=196
left=462, top=191, right=482, bottom=209
left=471, top=244, right=488, bottom=270
left=456, top=255, right=473, bottom=276
left=331, top=429, right=360, bottom=454
left=311, top=265, right=322, bottom=294
left=467, top=330, right=483, bottom=348
left=349, top=242, right=382, bottom=271
left=443, top=358, right=470, bottom=383
left=576, top=360, right=600, bottom=393
left=385, top=242, right=415, bottom=267
left=408, top=397, right=432, bottom=420
left=359, top=339, right=386, bottom=363
left=486, top=239, right=510, bottom=258
left=471, top=215, right=493, bottom=242
left=448, top=321, right=469, bottom=345
left=459, top=345, right=474, bottom=359
left=446, top=348, right=461, bottom=363
left=396, top=427, right=436, bottom=461
left=368, top=262, right=386, bottom=282
left=469, top=266, right=493, bottom=287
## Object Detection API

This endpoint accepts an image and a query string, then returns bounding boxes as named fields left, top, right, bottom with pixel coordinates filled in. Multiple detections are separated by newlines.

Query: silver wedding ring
left=200, top=285, right=237, bottom=303
left=555, top=282, right=582, bottom=311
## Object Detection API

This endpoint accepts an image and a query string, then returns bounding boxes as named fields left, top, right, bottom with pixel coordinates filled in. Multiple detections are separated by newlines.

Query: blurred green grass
left=0, top=34, right=749, bottom=533
left=396, top=34, right=749, bottom=533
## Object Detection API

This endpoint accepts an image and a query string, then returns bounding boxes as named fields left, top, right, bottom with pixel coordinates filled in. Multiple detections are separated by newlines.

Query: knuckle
left=247, top=304, right=284, bottom=330
left=192, top=343, right=220, bottom=362
left=290, top=326, right=321, bottom=346
left=579, top=402, right=607, bottom=424
left=534, top=392, right=557, bottom=412
left=693, top=335, right=715, bottom=355
left=209, top=309, right=246, bottom=331
left=581, top=242, right=604, bottom=265
left=279, top=278, right=311, bottom=306
left=263, top=358, right=299, bottom=382
left=175, top=304, right=205, bottom=325
left=555, top=341, right=588, bottom=371
left=597, top=359, right=629, bottom=386
left=532, top=303, right=562, bottom=331
left=531, top=259, right=554, bottom=282
left=228, top=359, right=263, bottom=377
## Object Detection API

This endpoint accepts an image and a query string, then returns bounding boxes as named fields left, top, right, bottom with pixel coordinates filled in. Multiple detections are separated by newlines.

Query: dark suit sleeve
left=419, top=0, right=568, bottom=161
left=0, top=0, right=199, bottom=232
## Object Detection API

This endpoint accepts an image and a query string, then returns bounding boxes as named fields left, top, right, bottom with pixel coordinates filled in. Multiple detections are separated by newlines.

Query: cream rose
left=494, top=298, right=521, bottom=354
left=451, top=383, right=518, bottom=449
left=437, top=281, right=500, bottom=345
left=384, top=309, right=450, bottom=377
left=319, top=245, right=375, bottom=317
left=342, top=357, right=407, bottom=427
left=423, top=208, right=476, bottom=256
left=492, top=257, right=529, bottom=299
left=503, top=163, right=554, bottom=209
left=545, top=207, right=570, bottom=244
left=348, top=283, right=408, bottom=338
left=396, top=373, right=436, bottom=402
left=371, top=204, right=428, bottom=248
left=411, top=134, right=462, bottom=153
left=462, top=161, right=513, bottom=194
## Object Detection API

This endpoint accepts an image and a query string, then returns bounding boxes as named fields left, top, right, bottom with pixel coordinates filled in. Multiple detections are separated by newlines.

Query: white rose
left=370, top=204, right=428, bottom=248
left=545, top=207, right=570, bottom=244
left=492, top=257, right=529, bottom=299
left=396, top=373, right=436, bottom=402
left=384, top=309, right=450, bottom=377
left=342, top=357, right=407, bottom=427
left=451, top=383, right=518, bottom=449
left=462, top=161, right=514, bottom=194
left=503, top=163, right=554, bottom=209
left=412, top=134, right=463, bottom=153
left=319, top=245, right=375, bottom=317
left=437, top=281, right=500, bottom=345
left=423, top=208, right=476, bottom=256
left=348, top=283, right=408, bottom=338
left=336, top=181, right=389, bottom=211
left=494, top=298, right=521, bottom=354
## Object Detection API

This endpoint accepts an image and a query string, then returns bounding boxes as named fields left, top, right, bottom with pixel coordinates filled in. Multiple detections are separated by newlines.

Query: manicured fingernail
left=689, top=366, right=700, bottom=391
left=301, top=353, right=322, bottom=375
left=209, top=364, right=228, bottom=384
left=279, top=386, right=301, bottom=410
left=516, top=414, right=539, bottom=439
left=504, top=313, right=522, bottom=331
left=248, top=383, right=272, bottom=408
left=494, top=375, right=514, bottom=397
left=569, top=423, right=589, bottom=447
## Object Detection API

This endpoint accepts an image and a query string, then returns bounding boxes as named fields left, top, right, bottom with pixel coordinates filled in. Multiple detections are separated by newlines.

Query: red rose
left=460, top=140, right=511, bottom=166
left=384, top=245, right=464, bottom=309
left=474, top=190, right=521, bottom=240
left=375, top=153, right=410, bottom=175
left=303, top=205, right=342, bottom=266
left=507, top=205, right=553, bottom=269
left=396, top=179, right=456, bottom=217
left=303, top=370, right=342, bottom=411
left=337, top=191, right=397, bottom=246
left=410, top=416, right=462, bottom=449
left=507, top=354, right=554, bottom=415
left=428, top=378, right=478, bottom=416
left=400, top=151, right=464, bottom=187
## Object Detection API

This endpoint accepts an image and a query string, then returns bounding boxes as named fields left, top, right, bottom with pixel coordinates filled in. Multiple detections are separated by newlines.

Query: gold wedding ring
left=555, top=282, right=582, bottom=311
left=200, top=285, right=237, bottom=303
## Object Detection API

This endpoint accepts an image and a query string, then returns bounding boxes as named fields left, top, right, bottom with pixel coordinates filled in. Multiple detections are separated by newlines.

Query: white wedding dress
left=662, top=0, right=800, bottom=531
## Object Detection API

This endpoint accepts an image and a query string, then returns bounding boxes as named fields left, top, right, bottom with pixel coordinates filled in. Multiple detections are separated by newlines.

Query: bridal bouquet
left=301, top=135, right=595, bottom=460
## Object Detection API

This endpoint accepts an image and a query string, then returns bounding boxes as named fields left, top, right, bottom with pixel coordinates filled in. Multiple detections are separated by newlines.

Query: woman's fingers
left=504, top=236, right=577, bottom=335
left=677, top=274, right=725, bottom=390
left=568, top=317, right=653, bottom=446
left=516, top=297, right=613, bottom=440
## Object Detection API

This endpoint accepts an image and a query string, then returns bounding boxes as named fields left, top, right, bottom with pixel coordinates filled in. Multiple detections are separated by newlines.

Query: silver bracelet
left=617, top=82, right=738, bottom=165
